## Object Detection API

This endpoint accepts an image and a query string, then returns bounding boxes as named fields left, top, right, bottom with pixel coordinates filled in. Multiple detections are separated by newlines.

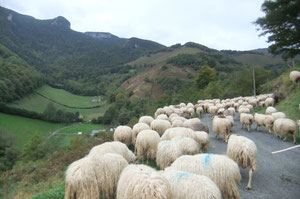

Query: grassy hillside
left=8, top=85, right=108, bottom=120
left=129, top=47, right=202, bottom=66
left=36, top=85, right=102, bottom=108
left=0, top=113, right=64, bottom=147
left=232, top=53, right=285, bottom=65
left=254, top=69, right=300, bottom=143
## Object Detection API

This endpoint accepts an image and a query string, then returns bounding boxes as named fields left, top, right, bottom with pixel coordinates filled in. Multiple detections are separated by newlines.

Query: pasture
left=0, top=113, right=64, bottom=148
left=8, top=85, right=108, bottom=120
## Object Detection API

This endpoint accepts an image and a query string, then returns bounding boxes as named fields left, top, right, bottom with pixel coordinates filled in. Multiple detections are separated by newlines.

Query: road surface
left=201, top=113, right=300, bottom=199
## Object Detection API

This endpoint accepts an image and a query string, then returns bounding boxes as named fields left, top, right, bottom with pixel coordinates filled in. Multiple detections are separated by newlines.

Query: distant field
left=232, top=53, right=284, bottom=65
left=36, top=85, right=101, bottom=108
left=8, top=85, right=108, bottom=120
left=129, top=47, right=201, bottom=66
left=0, top=113, right=64, bottom=148
left=54, top=122, right=109, bottom=147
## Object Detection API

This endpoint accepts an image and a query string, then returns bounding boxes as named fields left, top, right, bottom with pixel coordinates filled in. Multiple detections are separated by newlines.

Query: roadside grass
left=253, top=75, right=300, bottom=143
left=0, top=133, right=113, bottom=199
left=0, top=113, right=64, bottom=148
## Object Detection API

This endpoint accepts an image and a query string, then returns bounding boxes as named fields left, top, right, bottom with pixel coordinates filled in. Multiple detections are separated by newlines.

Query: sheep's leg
left=293, top=135, right=296, bottom=144
left=245, top=169, right=253, bottom=190
left=248, top=125, right=250, bottom=132
left=283, top=135, right=287, bottom=141
left=255, top=124, right=258, bottom=131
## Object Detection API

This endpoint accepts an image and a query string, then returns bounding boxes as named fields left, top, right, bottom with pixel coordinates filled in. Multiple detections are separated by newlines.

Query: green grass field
left=8, top=85, right=109, bottom=120
left=36, top=85, right=102, bottom=108
left=0, top=113, right=65, bottom=147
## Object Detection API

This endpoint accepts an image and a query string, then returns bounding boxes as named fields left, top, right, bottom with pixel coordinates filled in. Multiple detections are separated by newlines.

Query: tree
left=21, top=133, right=45, bottom=161
left=255, top=0, right=300, bottom=59
left=195, top=65, right=217, bottom=89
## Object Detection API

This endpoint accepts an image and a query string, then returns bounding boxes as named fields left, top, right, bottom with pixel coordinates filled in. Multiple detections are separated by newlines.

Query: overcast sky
left=0, top=0, right=269, bottom=50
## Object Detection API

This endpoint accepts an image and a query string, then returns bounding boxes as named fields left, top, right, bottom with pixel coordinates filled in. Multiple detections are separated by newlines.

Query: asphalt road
left=201, top=113, right=300, bottom=199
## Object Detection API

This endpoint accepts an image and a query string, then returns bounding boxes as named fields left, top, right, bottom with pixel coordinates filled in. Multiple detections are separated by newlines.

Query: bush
left=32, top=183, right=65, bottom=199
left=0, top=129, right=19, bottom=171
left=69, top=135, right=86, bottom=150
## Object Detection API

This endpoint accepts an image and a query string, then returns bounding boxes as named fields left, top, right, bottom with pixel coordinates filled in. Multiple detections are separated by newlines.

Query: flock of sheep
left=64, top=70, right=299, bottom=199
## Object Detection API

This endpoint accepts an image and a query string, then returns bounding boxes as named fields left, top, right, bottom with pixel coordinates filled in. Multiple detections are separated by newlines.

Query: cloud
left=0, top=0, right=269, bottom=50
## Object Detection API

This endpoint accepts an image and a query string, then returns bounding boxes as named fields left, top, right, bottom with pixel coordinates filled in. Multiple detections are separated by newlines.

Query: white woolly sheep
left=65, top=153, right=128, bottom=199
left=179, top=102, right=186, bottom=107
left=273, top=118, right=298, bottom=144
left=196, top=106, right=204, bottom=117
left=194, top=131, right=210, bottom=153
left=117, top=164, right=172, bottom=199
left=263, top=115, right=275, bottom=133
left=65, top=156, right=99, bottom=199
left=132, top=122, right=150, bottom=145
left=181, top=107, right=192, bottom=119
left=212, top=116, right=232, bottom=142
left=240, top=113, right=254, bottom=132
left=136, top=129, right=160, bottom=163
left=224, top=107, right=236, bottom=117
left=114, top=125, right=132, bottom=146
left=227, top=134, right=258, bottom=190
left=150, top=119, right=171, bottom=136
left=169, top=113, right=179, bottom=121
left=161, top=127, right=195, bottom=141
left=172, top=136, right=200, bottom=155
left=157, top=114, right=169, bottom=121
left=271, top=112, right=286, bottom=120
left=289, top=70, right=300, bottom=83
left=265, top=97, right=274, bottom=107
left=169, top=154, right=241, bottom=199
left=187, top=107, right=195, bottom=117
left=226, top=115, right=234, bottom=128
left=170, top=116, right=186, bottom=124
left=238, top=107, right=250, bottom=114
left=138, top=116, right=154, bottom=126
left=183, top=118, right=209, bottom=133
left=172, top=119, right=184, bottom=127
left=156, top=140, right=182, bottom=169
left=88, top=141, right=136, bottom=163
left=266, top=106, right=277, bottom=115
left=254, top=113, right=266, bottom=131
left=208, top=106, right=219, bottom=114
left=163, top=169, right=221, bottom=199
left=154, top=108, right=166, bottom=118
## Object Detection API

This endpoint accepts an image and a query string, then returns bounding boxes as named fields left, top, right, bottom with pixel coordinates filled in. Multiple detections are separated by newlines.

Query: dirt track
left=201, top=113, right=300, bottom=199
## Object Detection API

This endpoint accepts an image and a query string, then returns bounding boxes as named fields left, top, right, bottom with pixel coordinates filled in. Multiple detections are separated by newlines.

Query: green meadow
left=8, top=85, right=108, bottom=120
left=0, top=113, right=64, bottom=148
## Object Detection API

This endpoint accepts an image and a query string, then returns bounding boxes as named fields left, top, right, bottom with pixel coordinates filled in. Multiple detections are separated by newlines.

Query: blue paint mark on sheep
left=204, top=154, right=213, bottom=166
left=174, top=136, right=186, bottom=140
left=176, top=171, right=192, bottom=179
left=161, top=140, right=174, bottom=145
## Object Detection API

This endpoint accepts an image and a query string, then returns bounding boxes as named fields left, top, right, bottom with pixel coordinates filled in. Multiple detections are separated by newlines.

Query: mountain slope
left=0, top=43, right=44, bottom=103
left=0, top=6, right=165, bottom=95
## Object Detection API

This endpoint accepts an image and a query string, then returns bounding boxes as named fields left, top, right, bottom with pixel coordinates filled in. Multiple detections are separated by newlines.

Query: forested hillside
left=0, top=44, right=44, bottom=103
left=0, top=6, right=165, bottom=96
